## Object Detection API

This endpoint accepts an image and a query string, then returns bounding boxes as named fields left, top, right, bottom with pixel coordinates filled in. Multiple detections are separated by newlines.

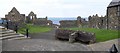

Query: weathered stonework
left=77, top=16, right=88, bottom=28
left=59, top=20, right=77, bottom=28
left=107, top=0, right=120, bottom=30
left=26, top=11, right=37, bottom=23
left=5, top=7, right=53, bottom=26
left=5, top=7, right=25, bottom=23
left=33, top=16, right=53, bottom=26
left=59, top=16, right=88, bottom=28
left=55, top=29, right=96, bottom=44
left=88, top=14, right=107, bottom=29
left=86, top=0, right=120, bottom=30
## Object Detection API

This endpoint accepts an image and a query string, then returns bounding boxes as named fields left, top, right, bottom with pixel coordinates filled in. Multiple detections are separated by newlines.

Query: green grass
left=18, top=24, right=52, bottom=34
left=63, top=27, right=119, bottom=42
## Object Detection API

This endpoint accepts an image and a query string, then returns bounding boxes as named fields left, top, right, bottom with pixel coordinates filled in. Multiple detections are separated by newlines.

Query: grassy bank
left=63, top=27, right=119, bottom=42
left=18, top=24, right=52, bottom=34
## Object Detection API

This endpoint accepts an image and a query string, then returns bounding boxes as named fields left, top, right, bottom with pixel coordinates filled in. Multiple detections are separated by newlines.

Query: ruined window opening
left=30, top=16, right=32, bottom=20
left=114, top=25, right=117, bottom=28
left=47, top=23, right=50, bottom=25
left=101, top=20, right=103, bottom=25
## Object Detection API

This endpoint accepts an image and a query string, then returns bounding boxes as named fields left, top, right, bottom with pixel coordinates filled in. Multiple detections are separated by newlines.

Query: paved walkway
left=87, top=38, right=120, bottom=51
left=1, top=28, right=120, bottom=52
left=2, top=39, right=91, bottom=51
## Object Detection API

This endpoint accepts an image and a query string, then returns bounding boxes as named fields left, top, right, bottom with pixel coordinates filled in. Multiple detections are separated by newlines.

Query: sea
left=48, top=17, right=77, bottom=25
left=0, top=17, right=88, bottom=25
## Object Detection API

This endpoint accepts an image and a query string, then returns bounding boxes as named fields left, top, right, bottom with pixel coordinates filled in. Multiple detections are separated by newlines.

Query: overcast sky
left=0, top=0, right=111, bottom=18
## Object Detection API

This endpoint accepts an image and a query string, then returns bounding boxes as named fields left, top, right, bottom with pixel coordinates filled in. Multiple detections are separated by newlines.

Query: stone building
left=4, top=7, right=53, bottom=27
left=5, top=7, right=26, bottom=23
left=88, top=0, right=120, bottom=30
left=59, top=16, right=88, bottom=28
left=34, top=17, right=47, bottom=26
left=107, top=0, right=120, bottom=30
left=88, top=14, right=107, bottom=29
left=26, top=11, right=37, bottom=23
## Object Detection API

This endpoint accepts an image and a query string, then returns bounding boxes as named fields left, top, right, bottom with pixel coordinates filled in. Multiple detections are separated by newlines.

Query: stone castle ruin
left=59, top=0, right=120, bottom=30
left=88, top=0, right=120, bottom=30
left=59, top=20, right=77, bottom=28
left=4, top=7, right=53, bottom=26
left=2, top=0, right=119, bottom=30
left=5, top=7, right=26, bottom=24
left=59, top=16, right=88, bottom=28
left=88, top=14, right=107, bottom=29
left=26, top=11, right=37, bottom=23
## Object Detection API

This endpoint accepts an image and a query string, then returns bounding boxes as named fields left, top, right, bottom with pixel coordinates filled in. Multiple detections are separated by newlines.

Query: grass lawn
left=18, top=24, right=52, bottom=34
left=63, top=27, right=119, bottom=42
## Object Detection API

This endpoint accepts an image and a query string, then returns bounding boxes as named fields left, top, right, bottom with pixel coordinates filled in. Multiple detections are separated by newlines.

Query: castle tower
left=107, top=0, right=120, bottom=30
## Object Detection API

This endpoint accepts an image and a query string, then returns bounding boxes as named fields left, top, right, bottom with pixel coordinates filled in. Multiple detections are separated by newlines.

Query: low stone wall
left=59, top=20, right=77, bottom=28
left=34, top=19, right=53, bottom=26
left=55, top=29, right=96, bottom=44
left=34, top=20, right=48, bottom=26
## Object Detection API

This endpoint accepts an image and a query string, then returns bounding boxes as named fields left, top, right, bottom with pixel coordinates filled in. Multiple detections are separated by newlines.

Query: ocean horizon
left=48, top=17, right=77, bottom=25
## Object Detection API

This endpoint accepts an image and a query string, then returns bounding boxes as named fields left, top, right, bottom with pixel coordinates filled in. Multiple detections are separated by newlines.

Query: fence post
left=6, top=21, right=8, bottom=29
left=15, top=25, right=18, bottom=33
left=26, top=28, right=29, bottom=38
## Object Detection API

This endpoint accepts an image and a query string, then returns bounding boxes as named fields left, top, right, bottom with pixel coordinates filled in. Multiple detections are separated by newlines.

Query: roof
left=10, top=7, right=20, bottom=13
left=108, top=0, right=120, bottom=7
left=28, top=11, right=36, bottom=15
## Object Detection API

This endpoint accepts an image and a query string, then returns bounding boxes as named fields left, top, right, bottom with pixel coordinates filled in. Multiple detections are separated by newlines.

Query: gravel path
left=2, top=28, right=92, bottom=51
left=1, top=28, right=119, bottom=52
left=2, top=39, right=91, bottom=51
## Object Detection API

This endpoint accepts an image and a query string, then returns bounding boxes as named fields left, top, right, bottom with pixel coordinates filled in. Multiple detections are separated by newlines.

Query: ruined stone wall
left=107, top=6, right=119, bottom=30
left=34, top=19, right=48, bottom=26
left=5, top=7, right=26, bottom=24
left=59, top=20, right=77, bottom=28
left=77, top=16, right=88, bottom=28
left=88, top=14, right=107, bottom=29
left=27, top=11, right=37, bottom=23
left=34, top=17, right=53, bottom=26
left=118, top=5, right=120, bottom=30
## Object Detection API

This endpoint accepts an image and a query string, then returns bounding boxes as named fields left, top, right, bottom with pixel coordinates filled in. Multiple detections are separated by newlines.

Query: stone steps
left=0, top=30, right=15, bottom=34
left=0, top=26, right=27, bottom=40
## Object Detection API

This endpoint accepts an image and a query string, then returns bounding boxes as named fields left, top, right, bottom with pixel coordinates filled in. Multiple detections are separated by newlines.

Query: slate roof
left=108, top=0, right=120, bottom=7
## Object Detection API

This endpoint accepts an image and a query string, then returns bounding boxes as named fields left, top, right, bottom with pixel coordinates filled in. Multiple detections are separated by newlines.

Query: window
left=12, top=15, right=14, bottom=17
left=30, top=16, right=32, bottom=20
